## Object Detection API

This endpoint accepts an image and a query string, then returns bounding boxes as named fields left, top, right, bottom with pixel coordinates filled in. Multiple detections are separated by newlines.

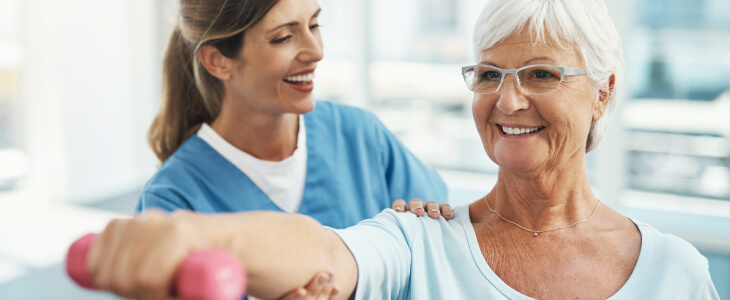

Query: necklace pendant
left=534, top=232, right=539, bottom=237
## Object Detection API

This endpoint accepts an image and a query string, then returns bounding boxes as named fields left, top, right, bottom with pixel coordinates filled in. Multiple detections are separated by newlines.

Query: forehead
left=478, top=28, right=583, bottom=68
left=258, top=0, right=320, bottom=29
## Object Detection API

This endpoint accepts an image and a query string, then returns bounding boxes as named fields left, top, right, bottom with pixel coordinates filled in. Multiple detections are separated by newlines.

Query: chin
left=289, top=95, right=317, bottom=114
left=493, top=148, right=544, bottom=174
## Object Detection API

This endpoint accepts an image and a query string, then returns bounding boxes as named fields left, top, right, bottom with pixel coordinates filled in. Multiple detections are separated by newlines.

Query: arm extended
left=86, top=210, right=358, bottom=300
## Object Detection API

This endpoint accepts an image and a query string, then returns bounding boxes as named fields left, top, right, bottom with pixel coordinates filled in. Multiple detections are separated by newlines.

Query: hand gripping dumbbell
left=66, top=233, right=247, bottom=300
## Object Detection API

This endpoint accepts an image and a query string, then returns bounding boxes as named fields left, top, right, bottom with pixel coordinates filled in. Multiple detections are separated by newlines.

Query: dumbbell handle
left=65, top=233, right=247, bottom=300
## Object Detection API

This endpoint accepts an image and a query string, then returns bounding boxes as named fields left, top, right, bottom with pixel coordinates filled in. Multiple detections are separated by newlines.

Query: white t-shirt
left=196, top=118, right=307, bottom=213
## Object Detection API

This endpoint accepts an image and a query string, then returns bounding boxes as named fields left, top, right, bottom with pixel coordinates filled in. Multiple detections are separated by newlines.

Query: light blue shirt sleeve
left=332, top=209, right=414, bottom=300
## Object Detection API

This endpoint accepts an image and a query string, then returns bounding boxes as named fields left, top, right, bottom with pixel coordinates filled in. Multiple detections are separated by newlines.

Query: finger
left=134, top=218, right=178, bottom=300
left=92, top=219, right=127, bottom=294
left=109, top=219, right=143, bottom=298
left=425, top=201, right=440, bottom=219
left=277, top=287, right=306, bottom=300
left=303, top=272, right=329, bottom=299
left=391, top=199, right=407, bottom=212
left=314, top=273, right=335, bottom=300
left=136, top=221, right=193, bottom=300
left=439, top=203, right=454, bottom=220
left=408, top=199, right=425, bottom=217
left=328, top=286, right=340, bottom=300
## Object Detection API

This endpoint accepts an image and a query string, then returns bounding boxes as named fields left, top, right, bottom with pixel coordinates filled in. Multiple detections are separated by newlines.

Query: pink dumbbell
left=66, top=233, right=247, bottom=300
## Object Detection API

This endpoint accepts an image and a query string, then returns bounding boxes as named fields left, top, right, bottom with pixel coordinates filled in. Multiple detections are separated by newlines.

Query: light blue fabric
left=135, top=101, right=448, bottom=229
left=334, top=205, right=720, bottom=299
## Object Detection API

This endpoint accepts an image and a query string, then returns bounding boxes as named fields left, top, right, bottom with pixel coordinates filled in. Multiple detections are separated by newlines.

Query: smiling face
left=226, top=0, right=323, bottom=115
left=473, top=28, right=606, bottom=175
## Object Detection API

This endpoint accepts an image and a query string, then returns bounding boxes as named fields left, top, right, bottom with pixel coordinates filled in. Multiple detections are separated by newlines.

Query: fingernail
left=394, top=207, right=402, bottom=211
left=444, top=212, right=452, bottom=217
left=430, top=209, right=438, bottom=213
left=318, top=273, right=329, bottom=285
left=415, top=207, right=423, bottom=212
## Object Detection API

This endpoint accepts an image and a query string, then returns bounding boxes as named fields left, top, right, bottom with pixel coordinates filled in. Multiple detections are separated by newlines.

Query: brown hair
left=149, top=0, right=281, bottom=162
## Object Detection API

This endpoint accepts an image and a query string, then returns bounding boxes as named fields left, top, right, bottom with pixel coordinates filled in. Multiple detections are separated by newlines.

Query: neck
left=480, top=151, right=599, bottom=230
left=210, top=97, right=299, bottom=162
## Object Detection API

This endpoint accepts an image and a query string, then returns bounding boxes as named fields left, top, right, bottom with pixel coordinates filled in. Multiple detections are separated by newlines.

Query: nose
left=299, top=29, right=324, bottom=63
left=496, top=74, right=530, bottom=115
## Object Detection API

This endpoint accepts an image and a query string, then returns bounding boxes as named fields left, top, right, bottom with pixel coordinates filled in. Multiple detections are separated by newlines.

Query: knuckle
left=104, top=219, right=122, bottom=233
left=110, top=278, right=135, bottom=298
left=94, top=272, right=111, bottom=290
left=134, top=273, right=163, bottom=297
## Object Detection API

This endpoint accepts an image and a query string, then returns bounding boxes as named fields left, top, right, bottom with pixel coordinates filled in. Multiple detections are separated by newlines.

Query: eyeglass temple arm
left=562, top=67, right=588, bottom=76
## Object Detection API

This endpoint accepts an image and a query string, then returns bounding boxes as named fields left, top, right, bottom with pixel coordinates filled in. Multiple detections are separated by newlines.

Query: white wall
left=22, top=0, right=161, bottom=204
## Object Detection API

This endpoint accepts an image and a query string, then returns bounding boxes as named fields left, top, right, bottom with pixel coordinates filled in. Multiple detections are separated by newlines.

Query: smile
left=500, top=125, right=545, bottom=136
left=283, top=72, right=314, bottom=85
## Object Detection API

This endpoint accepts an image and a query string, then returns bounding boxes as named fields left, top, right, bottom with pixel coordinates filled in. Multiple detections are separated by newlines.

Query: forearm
left=201, top=211, right=357, bottom=300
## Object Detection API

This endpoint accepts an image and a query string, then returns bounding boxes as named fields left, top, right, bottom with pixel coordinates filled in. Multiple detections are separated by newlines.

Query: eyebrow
left=266, top=8, right=322, bottom=34
left=479, top=61, right=502, bottom=68
left=478, top=56, right=558, bottom=69
left=523, top=56, right=557, bottom=65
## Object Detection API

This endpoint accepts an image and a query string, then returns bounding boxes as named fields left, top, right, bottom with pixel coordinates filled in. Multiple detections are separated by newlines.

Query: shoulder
left=307, top=100, right=383, bottom=128
left=145, top=137, right=207, bottom=190
left=633, top=219, right=709, bottom=277
left=139, top=136, right=228, bottom=210
left=347, top=206, right=467, bottom=243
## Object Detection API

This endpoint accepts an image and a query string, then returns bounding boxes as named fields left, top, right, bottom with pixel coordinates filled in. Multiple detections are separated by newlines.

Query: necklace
left=486, top=198, right=601, bottom=237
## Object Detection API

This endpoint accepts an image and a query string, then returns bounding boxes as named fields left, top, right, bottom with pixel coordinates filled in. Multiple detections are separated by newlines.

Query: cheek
left=472, top=95, right=499, bottom=141
left=471, top=95, right=493, bottom=122
left=542, top=100, right=593, bottom=145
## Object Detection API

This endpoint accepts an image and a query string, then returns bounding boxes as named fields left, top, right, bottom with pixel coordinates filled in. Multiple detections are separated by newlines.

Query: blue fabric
left=135, top=101, right=448, bottom=229
left=334, top=205, right=720, bottom=300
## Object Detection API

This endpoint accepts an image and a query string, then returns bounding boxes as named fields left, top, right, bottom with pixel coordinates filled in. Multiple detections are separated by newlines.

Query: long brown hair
left=149, top=0, right=281, bottom=162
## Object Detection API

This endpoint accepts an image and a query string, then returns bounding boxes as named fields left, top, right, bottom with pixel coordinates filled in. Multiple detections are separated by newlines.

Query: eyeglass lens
left=464, top=65, right=563, bottom=95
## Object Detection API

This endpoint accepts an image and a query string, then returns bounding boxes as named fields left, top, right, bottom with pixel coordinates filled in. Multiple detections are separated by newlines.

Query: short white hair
left=473, top=0, right=623, bottom=152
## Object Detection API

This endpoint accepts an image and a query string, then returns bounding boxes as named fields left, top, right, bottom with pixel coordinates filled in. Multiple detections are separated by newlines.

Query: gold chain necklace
left=486, top=198, right=601, bottom=237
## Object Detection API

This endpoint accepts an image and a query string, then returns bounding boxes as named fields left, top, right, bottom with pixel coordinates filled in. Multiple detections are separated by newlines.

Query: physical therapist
left=136, top=0, right=450, bottom=297
left=137, top=0, right=449, bottom=230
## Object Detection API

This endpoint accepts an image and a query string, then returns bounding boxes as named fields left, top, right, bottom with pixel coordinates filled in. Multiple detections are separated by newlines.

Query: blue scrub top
left=136, top=101, right=448, bottom=229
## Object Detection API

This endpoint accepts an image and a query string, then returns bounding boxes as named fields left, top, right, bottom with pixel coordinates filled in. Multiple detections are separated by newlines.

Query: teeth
left=284, top=73, right=315, bottom=82
left=502, top=126, right=542, bottom=135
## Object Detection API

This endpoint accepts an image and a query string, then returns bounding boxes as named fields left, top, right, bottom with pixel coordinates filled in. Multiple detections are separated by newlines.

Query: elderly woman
left=85, top=0, right=719, bottom=299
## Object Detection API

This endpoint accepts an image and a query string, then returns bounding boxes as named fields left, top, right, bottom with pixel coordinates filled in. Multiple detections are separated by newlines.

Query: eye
left=310, top=24, right=320, bottom=30
left=480, top=71, right=501, bottom=81
left=272, top=35, right=292, bottom=44
left=532, top=69, right=556, bottom=79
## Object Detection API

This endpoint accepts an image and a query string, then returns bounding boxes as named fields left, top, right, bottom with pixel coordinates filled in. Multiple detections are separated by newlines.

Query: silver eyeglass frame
left=461, top=64, right=588, bottom=95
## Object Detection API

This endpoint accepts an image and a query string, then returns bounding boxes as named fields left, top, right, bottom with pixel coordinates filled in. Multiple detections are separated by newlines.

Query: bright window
left=0, top=0, right=28, bottom=191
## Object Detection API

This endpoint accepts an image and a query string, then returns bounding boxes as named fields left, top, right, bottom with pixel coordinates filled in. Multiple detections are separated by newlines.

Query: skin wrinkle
left=469, top=27, right=640, bottom=300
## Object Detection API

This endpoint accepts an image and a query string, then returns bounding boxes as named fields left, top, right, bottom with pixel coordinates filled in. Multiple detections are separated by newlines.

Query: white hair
left=473, top=0, right=624, bottom=152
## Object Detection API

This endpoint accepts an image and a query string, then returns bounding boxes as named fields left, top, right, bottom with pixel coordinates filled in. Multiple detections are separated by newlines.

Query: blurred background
left=0, top=0, right=728, bottom=298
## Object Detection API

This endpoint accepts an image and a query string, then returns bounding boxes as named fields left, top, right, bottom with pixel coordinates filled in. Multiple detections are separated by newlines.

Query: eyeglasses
left=461, top=64, right=587, bottom=95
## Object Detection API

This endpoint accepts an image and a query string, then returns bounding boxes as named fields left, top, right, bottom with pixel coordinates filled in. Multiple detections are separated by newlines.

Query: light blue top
left=135, top=101, right=448, bottom=229
left=334, top=205, right=720, bottom=299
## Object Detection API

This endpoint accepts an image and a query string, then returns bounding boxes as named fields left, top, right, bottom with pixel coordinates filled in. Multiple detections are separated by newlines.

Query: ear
left=197, top=45, right=233, bottom=81
left=592, top=74, right=615, bottom=121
